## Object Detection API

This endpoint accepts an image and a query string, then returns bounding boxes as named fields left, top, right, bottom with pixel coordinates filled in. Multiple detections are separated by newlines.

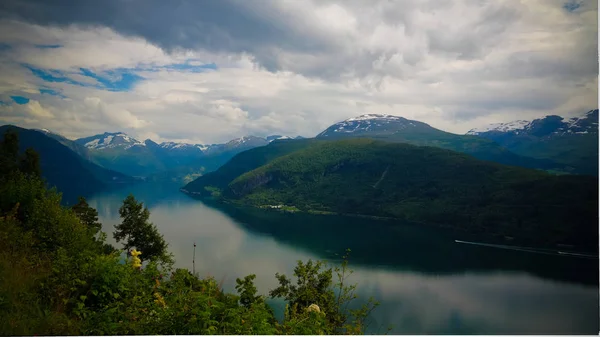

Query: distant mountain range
left=316, top=113, right=574, bottom=173
left=1, top=108, right=596, bottom=203
left=73, top=132, right=303, bottom=178
left=466, top=109, right=598, bottom=175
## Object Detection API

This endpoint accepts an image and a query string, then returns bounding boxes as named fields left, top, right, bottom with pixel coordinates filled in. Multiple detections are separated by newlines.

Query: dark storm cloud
left=0, top=0, right=509, bottom=81
left=0, top=0, right=341, bottom=73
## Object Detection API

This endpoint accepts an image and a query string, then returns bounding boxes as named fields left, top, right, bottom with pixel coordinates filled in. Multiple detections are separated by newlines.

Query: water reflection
left=88, top=182, right=599, bottom=335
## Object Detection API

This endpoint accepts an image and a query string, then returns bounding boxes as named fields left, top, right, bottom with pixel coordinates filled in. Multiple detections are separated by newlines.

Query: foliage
left=0, top=132, right=380, bottom=335
left=72, top=196, right=102, bottom=235
left=113, top=194, right=174, bottom=266
left=224, top=139, right=598, bottom=251
left=269, top=249, right=384, bottom=334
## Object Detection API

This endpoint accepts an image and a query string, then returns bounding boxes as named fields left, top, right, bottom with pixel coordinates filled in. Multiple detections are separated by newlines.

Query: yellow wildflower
left=154, top=292, right=167, bottom=308
left=307, top=303, right=321, bottom=313
left=131, top=249, right=142, bottom=269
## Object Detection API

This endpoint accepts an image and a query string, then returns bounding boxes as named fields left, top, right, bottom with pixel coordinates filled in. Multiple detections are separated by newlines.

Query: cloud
left=84, top=96, right=148, bottom=129
left=25, top=99, right=53, bottom=118
left=0, top=0, right=596, bottom=142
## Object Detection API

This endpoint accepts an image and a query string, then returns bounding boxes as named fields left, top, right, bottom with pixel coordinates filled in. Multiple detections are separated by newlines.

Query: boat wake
left=454, top=240, right=599, bottom=259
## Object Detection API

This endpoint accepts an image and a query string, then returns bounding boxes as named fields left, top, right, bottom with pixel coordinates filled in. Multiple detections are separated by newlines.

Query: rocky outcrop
left=228, top=173, right=274, bottom=197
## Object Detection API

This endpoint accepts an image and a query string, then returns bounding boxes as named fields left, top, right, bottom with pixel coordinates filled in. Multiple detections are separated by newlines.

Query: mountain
left=466, top=109, right=599, bottom=175
left=316, top=114, right=567, bottom=172
left=75, top=132, right=147, bottom=150
left=159, top=141, right=209, bottom=153
left=183, top=138, right=320, bottom=195
left=266, top=135, right=292, bottom=142
left=75, top=133, right=165, bottom=177
left=203, top=136, right=269, bottom=155
left=76, top=132, right=296, bottom=178
left=199, top=138, right=597, bottom=252
left=0, top=125, right=135, bottom=204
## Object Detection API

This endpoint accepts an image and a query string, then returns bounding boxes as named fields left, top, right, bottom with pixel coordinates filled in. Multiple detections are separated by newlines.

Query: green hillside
left=216, top=139, right=597, bottom=251
left=183, top=138, right=322, bottom=195
left=496, top=133, right=598, bottom=175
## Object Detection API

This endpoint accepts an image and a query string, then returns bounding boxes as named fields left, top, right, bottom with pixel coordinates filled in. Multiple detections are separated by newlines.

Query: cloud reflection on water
left=90, top=183, right=599, bottom=334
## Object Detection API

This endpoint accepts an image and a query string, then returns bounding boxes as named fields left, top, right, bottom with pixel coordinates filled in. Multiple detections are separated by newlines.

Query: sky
left=0, top=0, right=597, bottom=144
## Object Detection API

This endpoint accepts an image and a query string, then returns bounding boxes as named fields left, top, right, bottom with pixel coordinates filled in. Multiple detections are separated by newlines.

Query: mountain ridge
left=0, top=125, right=136, bottom=204
left=315, top=113, right=570, bottom=173
left=465, top=109, right=598, bottom=175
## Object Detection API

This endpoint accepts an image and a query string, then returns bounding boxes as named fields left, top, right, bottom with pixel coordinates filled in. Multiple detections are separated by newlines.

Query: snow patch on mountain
left=80, top=132, right=146, bottom=150
left=467, top=120, right=530, bottom=135
left=85, top=139, right=100, bottom=148
left=466, top=109, right=598, bottom=136
left=267, top=135, right=291, bottom=142
left=318, top=114, right=415, bottom=137
left=345, top=114, right=405, bottom=122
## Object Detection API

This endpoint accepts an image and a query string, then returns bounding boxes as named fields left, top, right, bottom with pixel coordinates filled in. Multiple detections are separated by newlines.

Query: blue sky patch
left=163, top=62, right=218, bottom=72
left=26, top=64, right=145, bottom=92
left=136, top=60, right=218, bottom=73
left=11, top=96, right=30, bottom=105
left=563, top=1, right=582, bottom=12
left=25, top=65, right=74, bottom=84
left=35, top=44, right=63, bottom=49
left=0, top=43, right=10, bottom=52
left=79, top=68, right=144, bottom=91
left=39, top=88, right=65, bottom=98
left=25, top=60, right=215, bottom=93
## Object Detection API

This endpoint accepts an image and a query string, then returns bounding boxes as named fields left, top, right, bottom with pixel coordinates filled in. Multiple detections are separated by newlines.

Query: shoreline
left=179, top=188, right=597, bottom=256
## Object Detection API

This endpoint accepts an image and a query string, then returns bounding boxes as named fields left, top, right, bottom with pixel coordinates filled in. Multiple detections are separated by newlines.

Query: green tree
left=113, top=194, right=172, bottom=265
left=19, top=148, right=41, bottom=178
left=0, top=129, right=19, bottom=176
left=269, top=259, right=338, bottom=324
left=270, top=251, right=384, bottom=334
left=235, top=274, right=261, bottom=308
left=71, top=197, right=102, bottom=235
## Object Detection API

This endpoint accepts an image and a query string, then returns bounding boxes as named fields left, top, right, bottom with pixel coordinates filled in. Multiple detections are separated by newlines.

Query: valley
left=1, top=109, right=598, bottom=335
left=0, top=3, right=597, bottom=335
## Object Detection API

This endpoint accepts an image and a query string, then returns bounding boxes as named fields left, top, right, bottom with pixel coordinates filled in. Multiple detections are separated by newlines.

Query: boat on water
left=454, top=239, right=599, bottom=259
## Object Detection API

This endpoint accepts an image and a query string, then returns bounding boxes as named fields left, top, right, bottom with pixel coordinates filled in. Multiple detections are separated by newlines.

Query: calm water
left=88, top=182, right=599, bottom=335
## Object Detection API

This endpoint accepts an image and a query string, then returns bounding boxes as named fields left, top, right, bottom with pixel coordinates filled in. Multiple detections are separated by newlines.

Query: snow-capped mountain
left=73, top=131, right=299, bottom=177
left=159, top=141, right=213, bottom=152
left=317, top=114, right=430, bottom=139
left=466, top=120, right=531, bottom=134
left=266, top=135, right=292, bottom=142
left=75, top=132, right=146, bottom=150
left=466, top=109, right=598, bottom=175
left=467, top=109, right=599, bottom=136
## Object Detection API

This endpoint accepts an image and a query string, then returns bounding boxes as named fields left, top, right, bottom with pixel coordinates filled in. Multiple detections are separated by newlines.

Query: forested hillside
left=210, top=139, right=598, bottom=251
left=183, top=138, right=321, bottom=195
